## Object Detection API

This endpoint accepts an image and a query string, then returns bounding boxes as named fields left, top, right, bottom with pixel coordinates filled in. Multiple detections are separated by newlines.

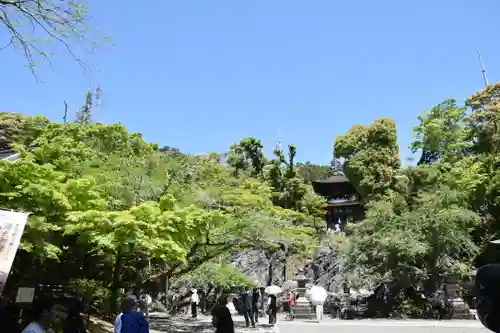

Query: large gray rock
left=303, top=246, right=344, bottom=292
left=231, top=250, right=286, bottom=287
left=231, top=244, right=344, bottom=292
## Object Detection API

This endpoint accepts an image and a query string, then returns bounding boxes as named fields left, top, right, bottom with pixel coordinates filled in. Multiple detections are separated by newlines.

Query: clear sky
left=1, top=1, right=499, bottom=165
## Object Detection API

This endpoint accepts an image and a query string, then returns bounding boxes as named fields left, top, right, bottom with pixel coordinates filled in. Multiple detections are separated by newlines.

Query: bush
left=68, top=279, right=111, bottom=313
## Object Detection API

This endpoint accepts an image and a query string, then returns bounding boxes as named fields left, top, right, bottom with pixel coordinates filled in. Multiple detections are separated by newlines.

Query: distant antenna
left=477, top=51, right=489, bottom=87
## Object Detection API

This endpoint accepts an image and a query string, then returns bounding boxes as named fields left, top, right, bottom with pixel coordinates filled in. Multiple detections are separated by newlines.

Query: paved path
left=149, top=312, right=275, bottom=333
left=149, top=312, right=490, bottom=333
left=276, top=318, right=489, bottom=333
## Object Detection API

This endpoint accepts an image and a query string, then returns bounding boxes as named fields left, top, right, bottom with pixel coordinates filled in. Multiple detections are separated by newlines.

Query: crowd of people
left=183, top=287, right=279, bottom=331
left=6, top=264, right=500, bottom=332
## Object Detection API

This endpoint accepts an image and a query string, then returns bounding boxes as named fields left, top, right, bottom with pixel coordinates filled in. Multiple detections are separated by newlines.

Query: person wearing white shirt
left=22, top=298, right=56, bottom=333
left=114, top=312, right=123, bottom=333
left=190, top=289, right=200, bottom=318
left=139, top=293, right=152, bottom=318
left=315, top=301, right=324, bottom=322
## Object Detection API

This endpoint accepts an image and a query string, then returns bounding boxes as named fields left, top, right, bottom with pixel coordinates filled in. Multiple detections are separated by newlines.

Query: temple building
left=312, top=174, right=364, bottom=231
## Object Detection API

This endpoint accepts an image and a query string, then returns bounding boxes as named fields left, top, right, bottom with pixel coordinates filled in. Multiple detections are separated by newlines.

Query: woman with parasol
left=264, top=285, right=281, bottom=325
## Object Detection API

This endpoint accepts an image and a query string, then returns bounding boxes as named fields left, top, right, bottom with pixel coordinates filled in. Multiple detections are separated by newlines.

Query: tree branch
left=0, top=0, right=95, bottom=76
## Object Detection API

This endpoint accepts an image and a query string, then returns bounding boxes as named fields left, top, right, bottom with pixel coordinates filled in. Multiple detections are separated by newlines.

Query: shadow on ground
left=87, top=316, right=115, bottom=333
left=149, top=316, right=274, bottom=333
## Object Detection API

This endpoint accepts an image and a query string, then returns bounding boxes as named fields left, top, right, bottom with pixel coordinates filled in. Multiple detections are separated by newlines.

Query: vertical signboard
left=0, top=210, right=29, bottom=294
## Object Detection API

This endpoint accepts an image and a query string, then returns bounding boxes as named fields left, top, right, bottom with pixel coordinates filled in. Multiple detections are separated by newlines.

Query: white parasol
left=265, top=285, right=282, bottom=295
left=226, top=301, right=237, bottom=315
left=308, top=286, right=327, bottom=305
left=358, top=289, right=371, bottom=298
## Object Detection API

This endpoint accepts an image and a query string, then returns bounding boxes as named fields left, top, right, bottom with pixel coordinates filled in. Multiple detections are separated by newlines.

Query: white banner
left=0, top=210, right=29, bottom=294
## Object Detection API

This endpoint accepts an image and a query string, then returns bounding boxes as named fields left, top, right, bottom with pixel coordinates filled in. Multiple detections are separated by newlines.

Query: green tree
left=343, top=188, right=480, bottom=292
left=296, top=161, right=332, bottom=183
left=0, top=112, right=48, bottom=150
left=172, top=260, right=256, bottom=290
left=334, top=118, right=401, bottom=201
left=466, top=83, right=500, bottom=155
left=227, top=137, right=266, bottom=177
left=411, top=99, right=470, bottom=165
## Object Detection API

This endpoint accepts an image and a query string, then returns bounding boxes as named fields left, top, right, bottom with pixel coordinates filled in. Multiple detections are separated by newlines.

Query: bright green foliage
left=296, top=162, right=332, bottom=183
left=227, top=137, right=266, bottom=176
left=334, top=83, right=500, bottom=297
left=0, top=158, right=69, bottom=259
left=264, top=144, right=325, bottom=212
left=411, top=99, right=470, bottom=165
left=30, top=123, right=154, bottom=171
left=66, top=202, right=182, bottom=261
left=69, top=278, right=111, bottom=310
left=0, top=113, right=49, bottom=150
left=343, top=188, right=480, bottom=290
left=157, top=156, right=317, bottom=279
left=1, top=120, right=309, bottom=308
left=466, top=83, right=500, bottom=155
left=334, top=118, right=400, bottom=201
left=172, top=260, right=256, bottom=290
left=5, top=82, right=500, bottom=314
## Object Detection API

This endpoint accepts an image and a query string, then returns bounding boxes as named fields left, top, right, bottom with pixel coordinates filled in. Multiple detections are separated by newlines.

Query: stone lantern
left=293, top=272, right=312, bottom=318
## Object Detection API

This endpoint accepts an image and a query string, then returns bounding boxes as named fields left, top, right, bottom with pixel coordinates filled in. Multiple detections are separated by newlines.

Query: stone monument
left=293, top=270, right=312, bottom=318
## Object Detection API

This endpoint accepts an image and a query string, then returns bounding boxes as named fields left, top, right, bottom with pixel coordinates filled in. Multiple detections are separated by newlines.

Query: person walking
left=114, top=296, right=149, bottom=333
left=267, top=294, right=278, bottom=326
left=115, top=296, right=134, bottom=333
left=139, top=292, right=152, bottom=319
left=240, top=288, right=255, bottom=327
left=190, top=289, right=199, bottom=318
left=63, top=299, right=86, bottom=333
left=0, top=295, right=19, bottom=332
left=288, top=291, right=296, bottom=320
left=251, top=287, right=260, bottom=323
left=119, top=297, right=149, bottom=333
left=21, top=298, right=56, bottom=333
left=211, top=295, right=234, bottom=333
left=315, top=300, right=324, bottom=322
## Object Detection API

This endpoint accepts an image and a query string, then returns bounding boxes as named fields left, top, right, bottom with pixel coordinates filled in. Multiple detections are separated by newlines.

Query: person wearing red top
left=288, top=291, right=296, bottom=320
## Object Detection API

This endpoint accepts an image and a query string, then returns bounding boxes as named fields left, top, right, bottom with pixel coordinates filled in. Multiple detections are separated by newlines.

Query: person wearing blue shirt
left=115, top=296, right=149, bottom=333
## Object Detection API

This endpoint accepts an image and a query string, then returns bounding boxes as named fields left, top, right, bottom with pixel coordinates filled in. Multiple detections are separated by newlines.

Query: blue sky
left=1, top=1, right=499, bottom=165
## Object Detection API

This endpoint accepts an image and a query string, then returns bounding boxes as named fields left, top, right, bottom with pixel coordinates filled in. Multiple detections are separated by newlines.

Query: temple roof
left=312, top=174, right=357, bottom=198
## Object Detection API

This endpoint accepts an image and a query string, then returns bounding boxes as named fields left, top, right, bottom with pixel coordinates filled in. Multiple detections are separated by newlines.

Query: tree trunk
left=267, top=260, right=273, bottom=286
left=282, top=248, right=288, bottom=282
left=110, top=250, right=123, bottom=314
